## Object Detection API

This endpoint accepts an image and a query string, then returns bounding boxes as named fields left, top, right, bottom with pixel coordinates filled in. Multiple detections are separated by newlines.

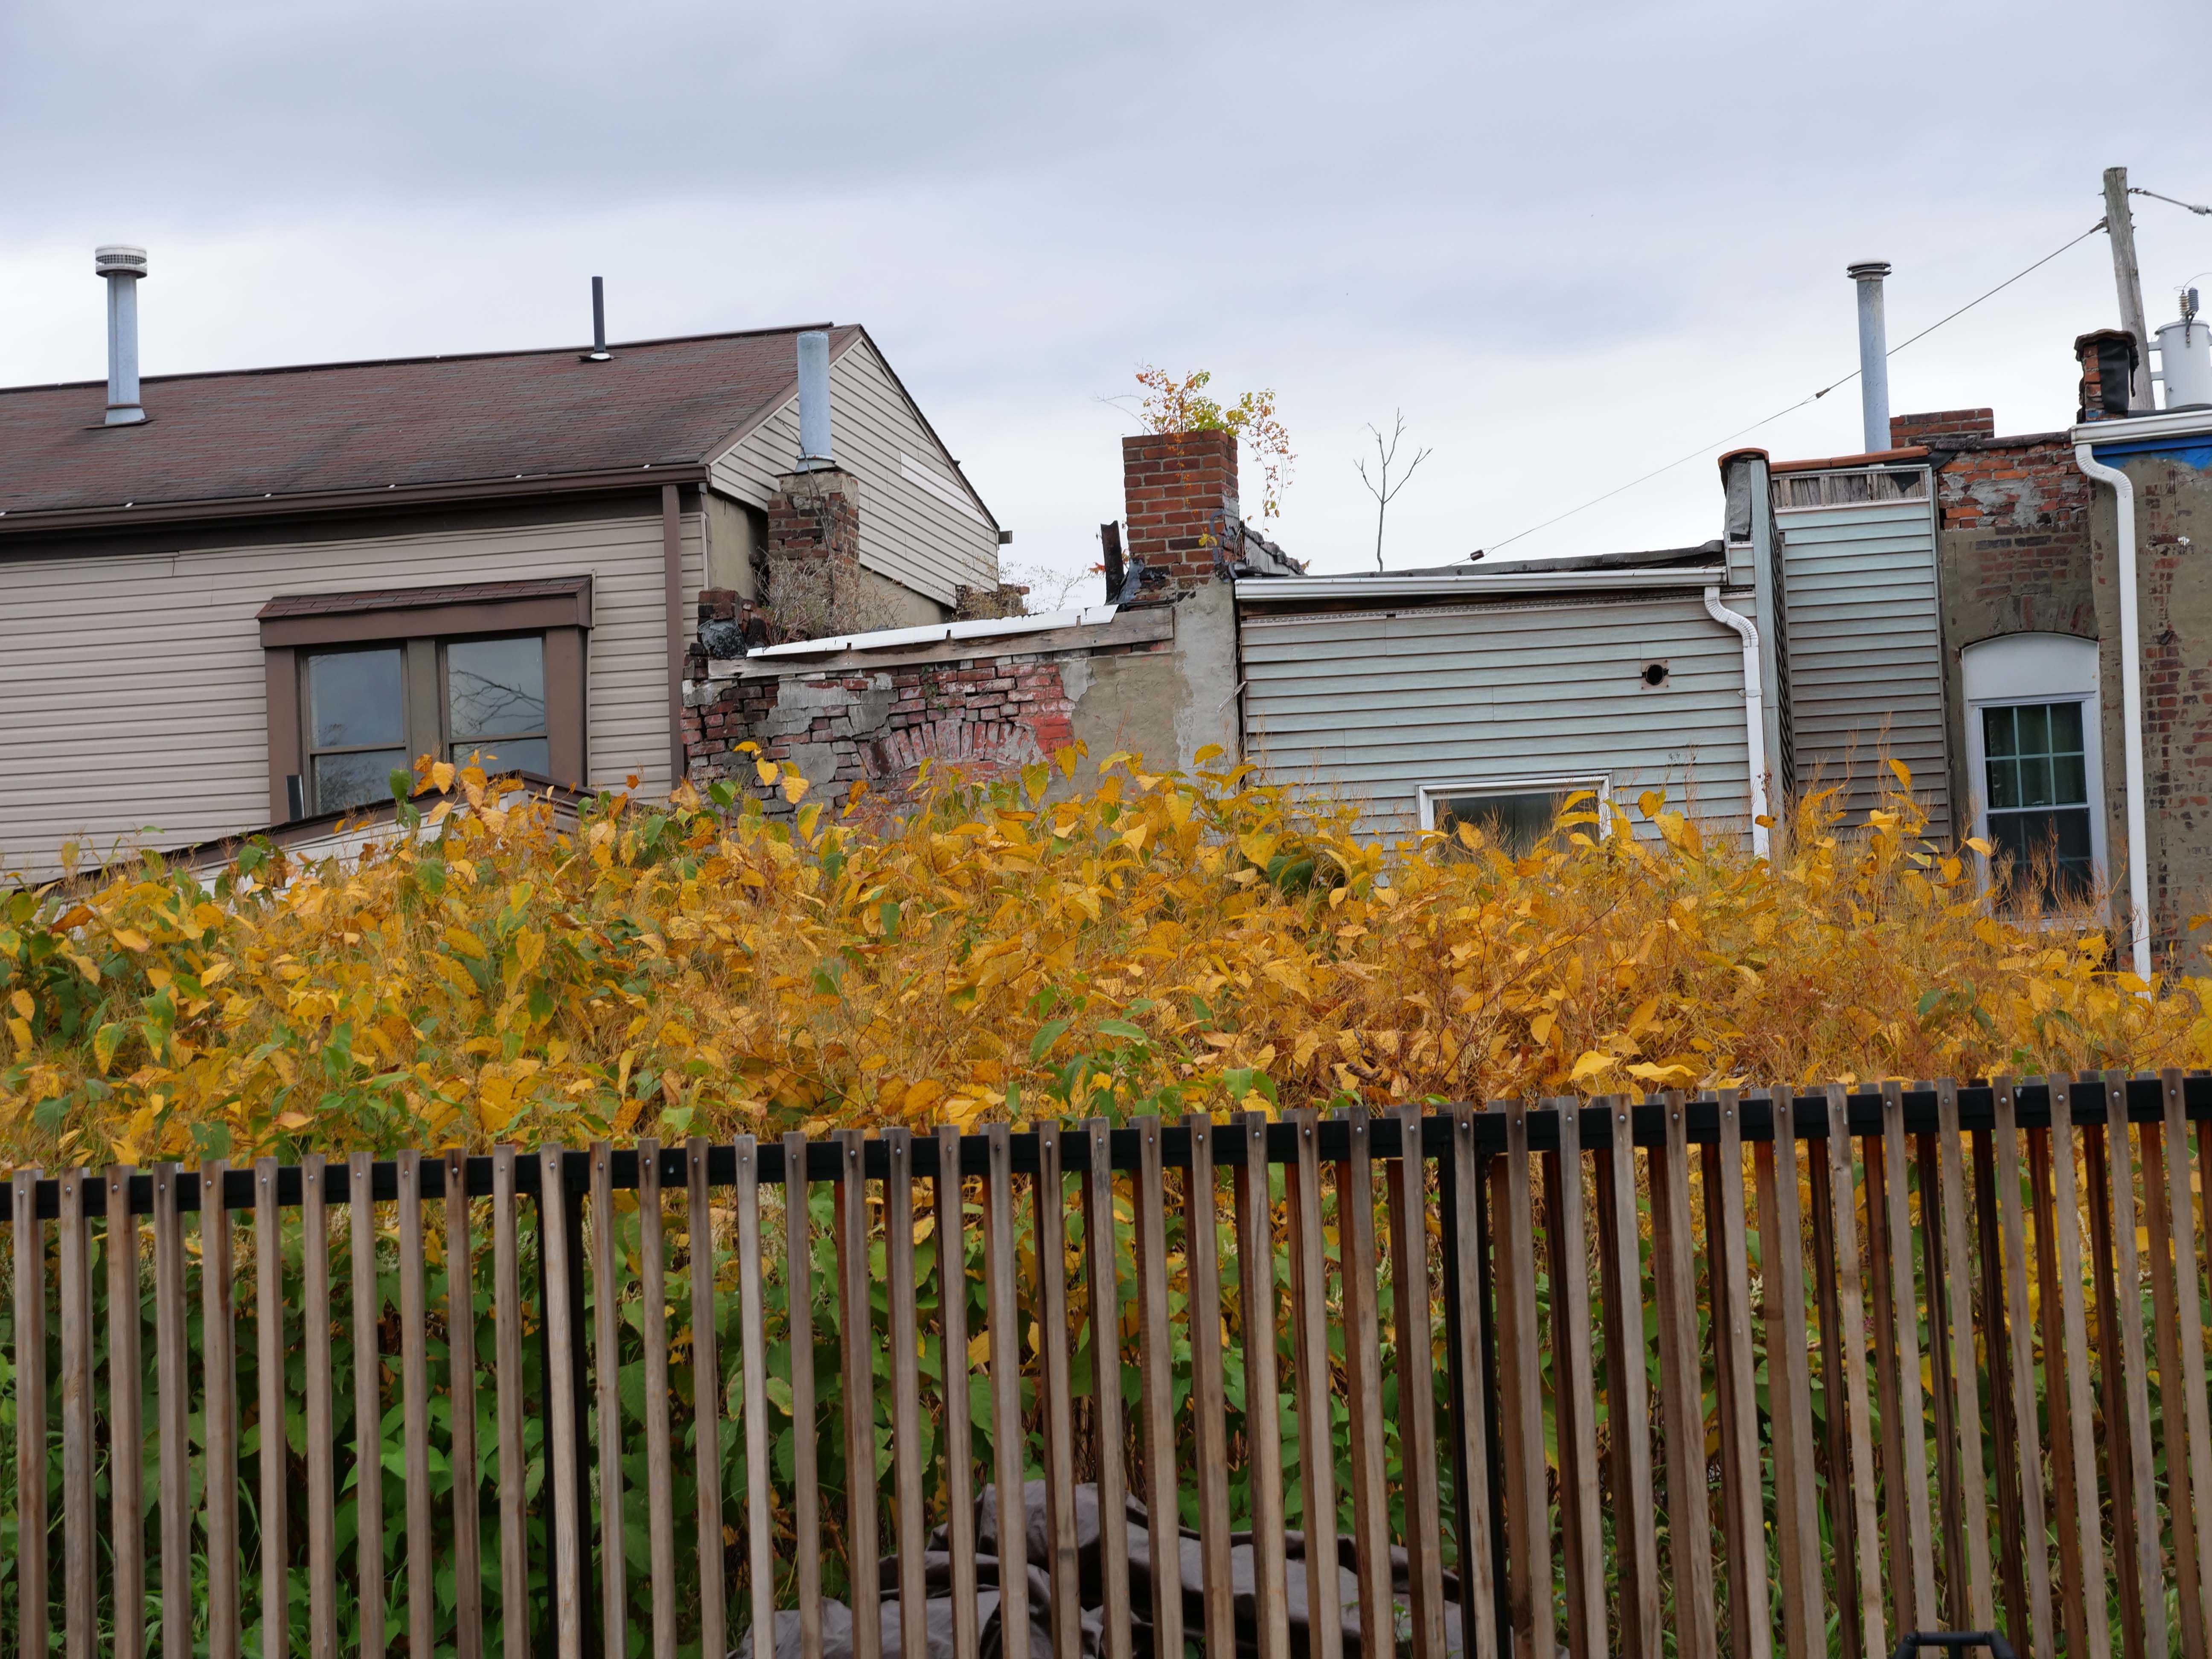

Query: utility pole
left=2104, top=166, right=2154, bottom=411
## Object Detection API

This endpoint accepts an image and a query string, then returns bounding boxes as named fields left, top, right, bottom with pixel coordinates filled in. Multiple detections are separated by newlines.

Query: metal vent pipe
left=1848, top=260, right=1892, bottom=453
left=796, top=331, right=832, bottom=470
left=95, top=244, right=148, bottom=426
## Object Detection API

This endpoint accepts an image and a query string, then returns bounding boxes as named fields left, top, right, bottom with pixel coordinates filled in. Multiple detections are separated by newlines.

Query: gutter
left=2074, top=442, right=2153, bottom=981
left=1235, top=565, right=1726, bottom=602
left=1703, top=587, right=1770, bottom=859
left=0, top=463, right=710, bottom=540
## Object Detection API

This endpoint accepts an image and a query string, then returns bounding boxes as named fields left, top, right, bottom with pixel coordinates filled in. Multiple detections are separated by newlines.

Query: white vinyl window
left=1961, top=634, right=2105, bottom=908
left=1417, top=776, right=1610, bottom=854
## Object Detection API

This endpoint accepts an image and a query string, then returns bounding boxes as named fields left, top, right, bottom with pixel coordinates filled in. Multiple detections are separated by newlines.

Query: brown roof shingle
left=0, top=325, right=858, bottom=523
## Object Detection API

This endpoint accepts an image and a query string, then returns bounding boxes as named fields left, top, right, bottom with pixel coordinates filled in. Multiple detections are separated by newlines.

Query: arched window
left=1960, top=633, right=2104, bottom=905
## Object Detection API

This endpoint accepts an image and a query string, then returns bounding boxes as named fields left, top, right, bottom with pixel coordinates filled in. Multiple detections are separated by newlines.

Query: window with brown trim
left=259, top=578, right=590, bottom=820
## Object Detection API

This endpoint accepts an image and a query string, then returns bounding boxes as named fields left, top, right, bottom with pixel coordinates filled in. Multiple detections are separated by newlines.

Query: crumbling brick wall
left=683, top=635, right=1173, bottom=814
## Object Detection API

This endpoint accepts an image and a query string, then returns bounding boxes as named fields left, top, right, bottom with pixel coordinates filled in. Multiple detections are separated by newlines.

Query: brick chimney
left=1889, top=408, right=1995, bottom=447
left=1121, top=430, right=1238, bottom=596
left=2075, top=329, right=2139, bottom=422
left=760, top=466, right=865, bottom=637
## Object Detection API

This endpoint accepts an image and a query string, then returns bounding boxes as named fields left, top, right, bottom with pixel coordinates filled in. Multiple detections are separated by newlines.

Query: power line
left=1482, top=221, right=2107, bottom=556
left=2131, top=185, right=2212, bottom=216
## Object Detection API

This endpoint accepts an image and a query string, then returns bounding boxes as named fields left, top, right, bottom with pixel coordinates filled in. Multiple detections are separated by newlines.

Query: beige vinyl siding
left=0, top=508, right=703, bottom=880
left=708, top=336, right=998, bottom=608
left=1240, top=591, right=1758, bottom=841
left=1777, top=489, right=1950, bottom=835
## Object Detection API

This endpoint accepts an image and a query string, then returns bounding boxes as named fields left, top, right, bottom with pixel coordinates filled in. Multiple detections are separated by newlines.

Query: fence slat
left=1235, top=1113, right=1292, bottom=1659
left=637, top=1141, right=677, bottom=1659
left=1546, top=1105, right=1605, bottom=1659
left=2083, top=1106, right=2143, bottom=1659
left=1654, top=1095, right=1718, bottom=1659
left=737, top=1136, right=775, bottom=1659
left=587, top=1144, right=627, bottom=1659
left=352, top=1151, right=389, bottom=1659
left=783, top=1130, right=823, bottom=1659
left=2027, top=1118, right=2092, bottom=1659
left=1495, top=1103, right=1555, bottom=1659
left=983, top=1123, right=1030, bottom=1659
left=1700, top=1132, right=1751, bottom=1659
left=492, top=1147, right=529, bottom=1659
left=536, top=1147, right=583, bottom=1659
left=1758, top=1096, right=1824, bottom=1659
left=1879, top=1083, right=1938, bottom=1631
left=2049, top=1080, right=2113, bottom=1659
left=57, top=1170, right=92, bottom=1659
left=1134, top=1117, right=1184, bottom=1658
left=884, top=1129, right=928, bottom=1659
left=441, top=1148, right=482, bottom=1659
left=1712, top=1094, right=1770, bottom=1659
left=835, top=1131, right=882, bottom=1659
left=2164, top=1067, right=2212, bottom=1655
left=1991, top=1082, right=2056, bottom=1659
left=1596, top=1106, right=1658, bottom=1659
left=1973, top=1123, right=2030, bottom=1650
left=1448, top=1107, right=1500, bottom=1659
left=105, top=1167, right=146, bottom=1659
left=302, top=1156, right=338, bottom=1659
left=1389, top=1106, right=1446, bottom=1659
left=1928, top=1085, right=1994, bottom=1633
left=1336, top=1111, right=1391, bottom=1659
left=398, top=1152, right=435, bottom=1659
left=1185, top=1115, right=1236, bottom=1659
left=1032, top=1122, right=1080, bottom=1659
left=255, top=1157, right=289, bottom=1659
left=1863, top=1112, right=1910, bottom=1638
left=154, top=1164, right=189, bottom=1659
left=1915, top=1126, right=1968, bottom=1630
left=1822, top=1085, right=1885, bottom=1659
left=688, top=1138, right=728, bottom=1659
left=16, top=1164, right=48, bottom=1659
left=1286, top=1109, right=1346, bottom=1659
left=2104, top=1077, right=2167, bottom=1659
left=1080, top=1119, right=1132, bottom=1659
left=201, top=1159, right=240, bottom=1659
left=935, top=1125, right=981, bottom=1659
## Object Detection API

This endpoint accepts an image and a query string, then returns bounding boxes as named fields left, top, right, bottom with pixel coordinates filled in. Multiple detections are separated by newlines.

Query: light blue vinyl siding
left=1239, top=589, right=1758, bottom=841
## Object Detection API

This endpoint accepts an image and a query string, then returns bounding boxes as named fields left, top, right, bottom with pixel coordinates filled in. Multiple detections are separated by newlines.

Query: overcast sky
left=6, top=0, right=2211, bottom=597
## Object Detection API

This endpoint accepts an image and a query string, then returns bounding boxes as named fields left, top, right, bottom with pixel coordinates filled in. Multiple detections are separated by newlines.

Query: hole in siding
left=1642, top=661, right=1670, bottom=687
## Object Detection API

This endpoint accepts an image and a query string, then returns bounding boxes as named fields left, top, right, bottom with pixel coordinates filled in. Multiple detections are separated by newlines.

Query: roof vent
left=582, top=276, right=611, bottom=362
left=94, top=244, right=148, bottom=427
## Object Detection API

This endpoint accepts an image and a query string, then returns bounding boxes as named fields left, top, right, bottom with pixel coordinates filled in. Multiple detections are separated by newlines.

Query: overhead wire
left=2131, top=185, right=2212, bottom=217
left=1481, top=220, right=2108, bottom=555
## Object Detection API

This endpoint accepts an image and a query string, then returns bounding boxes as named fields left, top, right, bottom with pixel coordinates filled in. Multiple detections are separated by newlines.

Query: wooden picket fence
left=4, top=1077, right=2212, bottom=1659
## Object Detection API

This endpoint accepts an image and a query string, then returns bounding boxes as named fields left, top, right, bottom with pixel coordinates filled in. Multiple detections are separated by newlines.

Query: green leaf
left=1029, top=1018, right=1073, bottom=1064
left=1095, top=1019, right=1149, bottom=1043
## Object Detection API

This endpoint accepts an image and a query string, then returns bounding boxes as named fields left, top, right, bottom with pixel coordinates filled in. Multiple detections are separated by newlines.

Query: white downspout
left=1704, top=585, right=1771, bottom=859
left=2075, top=442, right=2152, bottom=981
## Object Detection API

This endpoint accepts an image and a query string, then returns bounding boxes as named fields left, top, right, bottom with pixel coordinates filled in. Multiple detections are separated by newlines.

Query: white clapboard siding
left=1776, top=491, right=1950, bottom=835
left=0, top=508, right=704, bottom=880
left=1240, top=590, right=1759, bottom=840
left=709, top=335, right=998, bottom=607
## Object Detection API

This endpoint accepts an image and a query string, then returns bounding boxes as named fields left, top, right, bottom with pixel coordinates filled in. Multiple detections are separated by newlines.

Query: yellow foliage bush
left=3, top=750, right=2206, bottom=1166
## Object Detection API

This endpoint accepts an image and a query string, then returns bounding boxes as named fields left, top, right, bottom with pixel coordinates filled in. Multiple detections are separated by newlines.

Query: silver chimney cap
left=96, top=244, right=149, bottom=427
left=1846, top=260, right=1892, bottom=454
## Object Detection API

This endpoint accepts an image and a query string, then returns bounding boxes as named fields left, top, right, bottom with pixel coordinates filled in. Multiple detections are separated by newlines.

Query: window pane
left=453, top=736, right=550, bottom=778
left=1436, top=789, right=1571, bottom=855
left=1983, top=707, right=2017, bottom=758
left=1991, top=806, right=2096, bottom=907
left=311, top=749, right=406, bottom=815
left=2050, top=700, right=2084, bottom=751
left=2020, top=755, right=2054, bottom=808
left=2016, top=704, right=2049, bottom=754
left=308, top=649, right=404, bottom=749
left=2054, top=753, right=2088, bottom=803
left=1986, top=757, right=2020, bottom=811
left=447, top=637, right=546, bottom=741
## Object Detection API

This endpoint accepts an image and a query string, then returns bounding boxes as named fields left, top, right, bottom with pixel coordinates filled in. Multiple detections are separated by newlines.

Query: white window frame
left=1417, top=774, right=1613, bottom=838
left=1960, top=633, right=2106, bottom=895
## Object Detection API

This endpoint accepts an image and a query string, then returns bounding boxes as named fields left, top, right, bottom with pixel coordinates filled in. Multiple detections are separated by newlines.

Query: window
left=261, top=578, right=591, bottom=821
left=1418, top=777, right=1608, bottom=856
left=1961, top=634, right=2104, bottom=909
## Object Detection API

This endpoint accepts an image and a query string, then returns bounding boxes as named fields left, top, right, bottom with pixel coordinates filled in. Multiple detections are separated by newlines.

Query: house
left=0, top=247, right=1009, bottom=880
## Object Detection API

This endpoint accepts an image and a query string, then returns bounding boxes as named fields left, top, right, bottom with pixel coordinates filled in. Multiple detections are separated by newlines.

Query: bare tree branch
left=1354, top=410, right=1433, bottom=570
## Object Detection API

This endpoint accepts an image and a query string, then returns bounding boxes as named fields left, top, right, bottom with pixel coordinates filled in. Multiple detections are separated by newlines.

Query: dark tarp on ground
left=735, top=1480, right=1472, bottom=1658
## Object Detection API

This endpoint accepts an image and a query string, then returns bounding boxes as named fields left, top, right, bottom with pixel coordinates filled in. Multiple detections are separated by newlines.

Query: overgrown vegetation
left=3, top=749, right=2204, bottom=1168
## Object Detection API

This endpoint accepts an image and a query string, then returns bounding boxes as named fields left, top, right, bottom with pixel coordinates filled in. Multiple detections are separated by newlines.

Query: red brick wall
left=1890, top=409, right=1995, bottom=446
left=767, top=467, right=861, bottom=568
left=1122, top=431, right=1238, bottom=592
